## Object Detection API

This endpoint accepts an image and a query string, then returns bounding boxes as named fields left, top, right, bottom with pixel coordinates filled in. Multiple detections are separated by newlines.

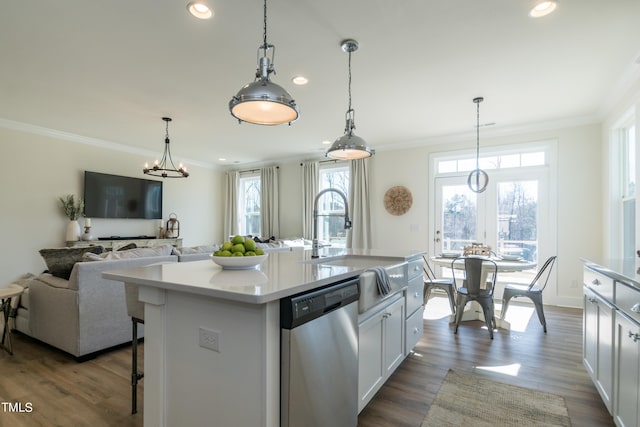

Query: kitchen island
left=103, top=247, right=424, bottom=427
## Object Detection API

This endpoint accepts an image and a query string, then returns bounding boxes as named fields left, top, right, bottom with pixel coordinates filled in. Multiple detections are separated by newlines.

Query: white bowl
left=500, top=254, right=522, bottom=261
left=211, top=254, right=268, bottom=270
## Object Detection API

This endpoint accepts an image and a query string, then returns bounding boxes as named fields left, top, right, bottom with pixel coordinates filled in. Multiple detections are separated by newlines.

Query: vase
left=66, top=220, right=81, bottom=242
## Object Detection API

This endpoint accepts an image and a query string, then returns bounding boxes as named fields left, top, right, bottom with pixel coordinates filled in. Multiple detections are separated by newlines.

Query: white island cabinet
left=103, top=248, right=424, bottom=427
left=582, top=259, right=640, bottom=427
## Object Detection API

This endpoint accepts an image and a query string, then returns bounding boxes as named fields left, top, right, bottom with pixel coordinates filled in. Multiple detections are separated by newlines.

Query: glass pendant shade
left=229, top=79, right=299, bottom=125
left=468, top=97, right=487, bottom=193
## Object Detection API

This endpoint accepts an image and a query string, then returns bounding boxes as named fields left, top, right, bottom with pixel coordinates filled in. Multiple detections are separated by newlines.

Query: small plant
left=59, top=194, right=84, bottom=220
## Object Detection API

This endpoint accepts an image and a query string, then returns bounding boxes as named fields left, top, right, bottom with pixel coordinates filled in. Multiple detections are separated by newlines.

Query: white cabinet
left=404, top=257, right=424, bottom=355
left=614, top=311, right=640, bottom=427
left=583, top=285, right=614, bottom=412
left=358, top=294, right=405, bottom=413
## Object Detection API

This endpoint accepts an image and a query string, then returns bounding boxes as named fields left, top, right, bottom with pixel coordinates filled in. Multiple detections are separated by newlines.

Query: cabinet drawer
left=405, top=306, right=424, bottom=355
left=584, top=267, right=614, bottom=302
left=405, top=275, right=424, bottom=317
left=616, top=282, right=640, bottom=323
left=407, top=257, right=423, bottom=280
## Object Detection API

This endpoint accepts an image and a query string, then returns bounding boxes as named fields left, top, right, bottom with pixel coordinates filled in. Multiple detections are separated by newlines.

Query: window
left=317, top=164, right=349, bottom=247
left=239, top=173, right=261, bottom=237
left=620, top=123, right=636, bottom=258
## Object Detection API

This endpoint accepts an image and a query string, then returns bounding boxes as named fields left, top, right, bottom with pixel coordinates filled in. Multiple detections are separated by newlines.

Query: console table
left=67, top=238, right=182, bottom=251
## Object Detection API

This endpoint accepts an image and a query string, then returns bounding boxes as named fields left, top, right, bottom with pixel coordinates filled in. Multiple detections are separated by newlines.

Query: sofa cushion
left=176, top=244, right=218, bottom=255
left=83, top=243, right=175, bottom=261
left=34, top=273, right=73, bottom=289
left=39, top=246, right=105, bottom=280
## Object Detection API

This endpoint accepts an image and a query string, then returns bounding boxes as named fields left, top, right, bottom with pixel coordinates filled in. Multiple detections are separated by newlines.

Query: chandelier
left=143, top=117, right=189, bottom=178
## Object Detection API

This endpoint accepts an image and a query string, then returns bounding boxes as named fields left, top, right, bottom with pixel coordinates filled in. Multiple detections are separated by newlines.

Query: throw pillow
left=39, top=246, right=105, bottom=280
left=178, top=245, right=219, bottom=255
left=117, top=243, right=137, bottom=251
left=82, top=243, right=175, bottom=261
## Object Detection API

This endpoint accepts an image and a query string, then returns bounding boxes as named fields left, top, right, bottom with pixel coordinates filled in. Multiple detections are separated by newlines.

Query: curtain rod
left=300, top=159, right=344, bottom=166
left=238, top=166, right=279, bottom=174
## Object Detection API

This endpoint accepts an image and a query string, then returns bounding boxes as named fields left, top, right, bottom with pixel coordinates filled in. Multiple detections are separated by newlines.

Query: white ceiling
left=2, top=0, right=640, bottom=168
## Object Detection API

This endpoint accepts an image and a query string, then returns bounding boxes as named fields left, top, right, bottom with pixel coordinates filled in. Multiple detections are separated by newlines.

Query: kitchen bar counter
left=103, top=247, right=421, bottom=304
left=102, top=248, right=424, bottom=427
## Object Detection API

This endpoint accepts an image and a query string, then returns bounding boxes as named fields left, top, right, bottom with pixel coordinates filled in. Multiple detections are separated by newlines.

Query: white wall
left=0, top=126, right=225, bottom=286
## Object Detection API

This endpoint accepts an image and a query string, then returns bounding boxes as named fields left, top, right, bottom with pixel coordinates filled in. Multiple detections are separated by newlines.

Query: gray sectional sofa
left=14, top=243, right=217, bottom=360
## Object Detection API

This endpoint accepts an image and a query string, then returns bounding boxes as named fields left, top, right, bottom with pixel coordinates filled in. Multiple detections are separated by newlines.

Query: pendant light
left=326, top=39, right=375, bottom=160
left=228, top=0, right=299, bottom=126
left=467, top=97, right=488, bottom=193
left=143, top=117, right=189, bottom=178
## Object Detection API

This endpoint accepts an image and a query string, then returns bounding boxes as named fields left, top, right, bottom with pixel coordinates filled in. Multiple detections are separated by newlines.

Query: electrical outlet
left=199, top=327, right=220, bottom=352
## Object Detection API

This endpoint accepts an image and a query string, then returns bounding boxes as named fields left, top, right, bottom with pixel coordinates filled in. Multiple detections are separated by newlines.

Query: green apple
left=231, top=243, right=246, bottom=254
left=221, top=241, right=233, bottom=251
left=244, top=239, right=256, bottom=251
left=232, top=235, right=245, bottom=245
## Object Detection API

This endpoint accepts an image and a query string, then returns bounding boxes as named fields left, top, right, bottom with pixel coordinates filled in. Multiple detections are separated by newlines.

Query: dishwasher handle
left=323, top=301, right=342, bottom=313
left=281, top=277, right=360, bottom=329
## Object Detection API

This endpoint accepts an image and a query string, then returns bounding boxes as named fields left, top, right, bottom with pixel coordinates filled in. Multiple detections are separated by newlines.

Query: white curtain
left=223, top=171, right=239, bottom=239
left=301, top=161, right=319, bottom=239
left=260, top=166, right=279, bottom=238
left=347, top=159, right=372, bottom=249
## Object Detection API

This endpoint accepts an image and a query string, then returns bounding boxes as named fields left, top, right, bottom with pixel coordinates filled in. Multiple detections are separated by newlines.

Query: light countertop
left=102, top=247, right=424, bottom=304
left=581, top=257, right=640, bottom=290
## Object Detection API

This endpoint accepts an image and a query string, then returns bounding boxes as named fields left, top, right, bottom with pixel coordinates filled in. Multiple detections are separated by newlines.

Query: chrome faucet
left=312, top=188, right=352, bottom=258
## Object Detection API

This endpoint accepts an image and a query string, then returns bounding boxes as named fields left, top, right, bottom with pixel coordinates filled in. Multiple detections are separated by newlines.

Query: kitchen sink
left=358, top=262, right=407, bottom=313
left=301, top=255, right=408, bottom=314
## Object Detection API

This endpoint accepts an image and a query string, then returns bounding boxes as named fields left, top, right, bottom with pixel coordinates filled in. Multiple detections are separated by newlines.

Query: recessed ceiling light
left=187, top=2, right=213, bottom=19
left=292, top=76, right=309, bottom=85
left=529, top=1, right=558, bottom=18
left=321, top=140, right=332, bottom=145
left=218, top=158, right=227, bottom=161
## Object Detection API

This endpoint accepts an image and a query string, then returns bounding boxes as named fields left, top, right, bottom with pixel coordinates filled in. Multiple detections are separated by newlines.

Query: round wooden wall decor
left=384, top=186, right=413, bottom=216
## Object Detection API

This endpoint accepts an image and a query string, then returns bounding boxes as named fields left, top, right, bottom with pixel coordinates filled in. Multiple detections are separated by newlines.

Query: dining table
left=431, top=255, right=537, bottom=330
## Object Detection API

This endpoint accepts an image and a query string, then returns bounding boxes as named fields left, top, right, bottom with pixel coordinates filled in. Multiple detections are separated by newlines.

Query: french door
left=433, top=168, right=551, bottom=284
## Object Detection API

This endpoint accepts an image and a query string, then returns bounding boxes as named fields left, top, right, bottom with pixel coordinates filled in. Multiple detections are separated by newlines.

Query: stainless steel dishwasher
left=280, top=277, right=360, bottom=427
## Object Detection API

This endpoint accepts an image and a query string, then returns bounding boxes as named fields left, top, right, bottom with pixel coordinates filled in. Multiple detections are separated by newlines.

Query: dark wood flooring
left=0, top=298, right=613, bottom=426
left=358, top=297, right=614, bottom=427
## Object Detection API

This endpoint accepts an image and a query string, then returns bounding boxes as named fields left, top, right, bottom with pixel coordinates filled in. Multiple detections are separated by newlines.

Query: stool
left=0, top=284, right=24, bottom=355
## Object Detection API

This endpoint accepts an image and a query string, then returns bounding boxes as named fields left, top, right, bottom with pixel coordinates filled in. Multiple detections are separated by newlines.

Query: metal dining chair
left=501, top=255, right=557, bottom=333
left=423, top=255, right=456, bottom=314
left=124, top=283, right=144, bottom=414
left=451, top=256, right=498, bottom=339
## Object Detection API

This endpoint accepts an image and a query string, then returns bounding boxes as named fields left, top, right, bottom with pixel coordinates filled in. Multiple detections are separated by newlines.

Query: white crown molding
left=371, top=114, right=601, bottom=153
left=0, top=117, right=217, bottom=170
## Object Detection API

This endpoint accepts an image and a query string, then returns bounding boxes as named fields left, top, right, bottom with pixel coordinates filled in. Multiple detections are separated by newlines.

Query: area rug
left=422, top=369, right=572, bottom=427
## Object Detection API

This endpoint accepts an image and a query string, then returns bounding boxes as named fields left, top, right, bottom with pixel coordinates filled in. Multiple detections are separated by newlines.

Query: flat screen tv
left=84, top=171, right=163, bottom=219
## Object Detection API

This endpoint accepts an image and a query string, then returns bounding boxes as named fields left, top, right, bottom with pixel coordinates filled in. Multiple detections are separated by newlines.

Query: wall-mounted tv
left=84, top=171, right=163, bottom=219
